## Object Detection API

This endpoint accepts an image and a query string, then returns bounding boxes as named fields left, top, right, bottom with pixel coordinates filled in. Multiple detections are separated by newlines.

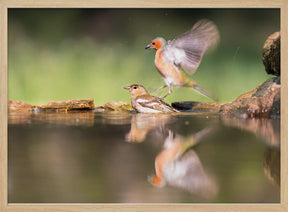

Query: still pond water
left=8, top=110, right=280, bottom=203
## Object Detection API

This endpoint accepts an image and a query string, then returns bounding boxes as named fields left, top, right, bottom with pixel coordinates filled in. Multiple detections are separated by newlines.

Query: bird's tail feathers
left=186, top=80, right=218, bottom=101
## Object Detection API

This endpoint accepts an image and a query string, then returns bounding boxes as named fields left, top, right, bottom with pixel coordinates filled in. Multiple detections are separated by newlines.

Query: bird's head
left=145, top=37, right=166, bottom=50
left=124, top=84, right=149, bottom=96
left=147, top=174, right=165, bottom=187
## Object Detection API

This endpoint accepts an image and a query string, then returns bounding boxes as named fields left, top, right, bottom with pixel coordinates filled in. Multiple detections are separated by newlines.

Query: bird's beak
left=145, top=44, right=152, bottom=49
left=124, top=86, right=130, bottom=90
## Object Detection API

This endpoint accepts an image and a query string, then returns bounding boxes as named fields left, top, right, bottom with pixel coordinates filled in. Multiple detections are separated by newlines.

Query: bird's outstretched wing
left=136, top=95, right=178, bottom=113
left=164, top=19, right=219, bottom=75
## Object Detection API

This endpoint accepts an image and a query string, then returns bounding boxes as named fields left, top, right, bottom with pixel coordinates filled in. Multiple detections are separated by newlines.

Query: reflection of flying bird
left=124, top=84, right=179, bottom=113
left=162, top=149, right=217, bottom=199
left=149, top=128, right=217, bottom=199
left=145, top=19, right=219, bottom=100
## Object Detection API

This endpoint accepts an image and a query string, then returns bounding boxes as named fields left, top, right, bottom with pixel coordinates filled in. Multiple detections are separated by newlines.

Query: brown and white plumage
left=145, top=19, right=219, bottom=100
left=124, top=84, right=179, bottom=113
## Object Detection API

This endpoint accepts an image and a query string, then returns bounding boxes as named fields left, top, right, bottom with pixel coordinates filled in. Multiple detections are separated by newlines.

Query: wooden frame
left=1, top=0, right=287, bottom=211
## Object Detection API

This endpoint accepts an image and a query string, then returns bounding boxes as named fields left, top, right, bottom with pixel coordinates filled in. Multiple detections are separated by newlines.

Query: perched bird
left=124, top=84, right=179, bottom=113
left=145, top=19, right=219, bottom=100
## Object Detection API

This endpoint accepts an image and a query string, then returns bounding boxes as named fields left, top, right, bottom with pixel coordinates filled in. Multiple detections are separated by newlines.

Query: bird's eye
left=133, top=86, right=137, bottom=89
left=152, top=42, right=155, bottom=45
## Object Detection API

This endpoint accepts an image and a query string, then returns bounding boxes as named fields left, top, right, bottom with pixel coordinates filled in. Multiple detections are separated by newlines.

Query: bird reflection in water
left=148, top=127, right=218, bottom=199
left=125, top=113, right=174, bottom=143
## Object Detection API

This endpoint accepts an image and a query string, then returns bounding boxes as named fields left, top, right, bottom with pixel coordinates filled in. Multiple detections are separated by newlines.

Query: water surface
left=8, top=111, right=280, bottom=203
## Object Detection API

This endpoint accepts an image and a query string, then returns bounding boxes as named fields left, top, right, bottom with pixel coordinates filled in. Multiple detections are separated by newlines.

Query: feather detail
left=183, top=77, right=218, bottom=101
left=136, top=95, right=179, bottom=113
left=163, top=19, right=219, bottom=75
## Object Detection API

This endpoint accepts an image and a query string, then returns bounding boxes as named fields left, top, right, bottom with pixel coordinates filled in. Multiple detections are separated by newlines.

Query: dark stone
left=172, top=101, right=224, bottom=112
left=219, top=77, right=280, bottom=118
left=252, top=77, right=278, bottom=97
left=262, top=31, right=280, bottom=76
left=270, top=90, right=280, bottom=119
left=172, top=101, right=200, bottom=110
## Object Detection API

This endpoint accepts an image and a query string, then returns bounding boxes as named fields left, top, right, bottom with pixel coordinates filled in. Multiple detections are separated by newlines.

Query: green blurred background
left=8, top=8, right=280, bottom=106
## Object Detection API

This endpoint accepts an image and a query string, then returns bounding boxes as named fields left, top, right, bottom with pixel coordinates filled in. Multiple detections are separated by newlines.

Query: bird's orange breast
left=154, top=50, right=166, bottom=77
left=155, top=50, right=184, bottom=85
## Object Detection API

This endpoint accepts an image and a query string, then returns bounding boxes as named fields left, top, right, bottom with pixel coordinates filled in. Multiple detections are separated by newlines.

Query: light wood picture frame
left=1, top=0, right=287, bottom=211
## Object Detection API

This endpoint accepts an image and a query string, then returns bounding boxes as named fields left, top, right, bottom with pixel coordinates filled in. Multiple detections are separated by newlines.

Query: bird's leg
left=160, top=84, right=173, bottom=99
left=161, top=93, right=170, bottom=99
left=153, top=84, right=167, bottom=93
